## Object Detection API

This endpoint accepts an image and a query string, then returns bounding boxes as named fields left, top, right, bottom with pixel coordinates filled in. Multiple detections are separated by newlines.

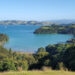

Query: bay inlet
left=0, top=25, right=73, bottom=52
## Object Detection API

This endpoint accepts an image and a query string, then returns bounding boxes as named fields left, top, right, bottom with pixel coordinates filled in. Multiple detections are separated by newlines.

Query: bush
left=2, top=59, right=16, bottom=71
left=15, top=60, right=28, bottom=71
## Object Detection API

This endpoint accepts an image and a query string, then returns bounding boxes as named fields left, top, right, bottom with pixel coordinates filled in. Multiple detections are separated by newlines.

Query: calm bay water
left=0, top=25, right=73, bottom=52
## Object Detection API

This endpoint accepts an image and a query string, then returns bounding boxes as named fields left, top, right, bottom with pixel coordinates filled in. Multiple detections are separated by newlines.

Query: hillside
left=0, top=20, right=75, bottom=25
left=34, top=24, right=75, bottom=35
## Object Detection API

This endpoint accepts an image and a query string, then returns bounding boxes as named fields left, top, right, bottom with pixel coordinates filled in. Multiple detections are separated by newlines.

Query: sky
left=0, top=0, right=75, bottom=21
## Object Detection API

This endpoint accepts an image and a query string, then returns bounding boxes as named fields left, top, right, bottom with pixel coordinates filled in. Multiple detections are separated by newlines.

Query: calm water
left=0, top=25, right=73, bottom=52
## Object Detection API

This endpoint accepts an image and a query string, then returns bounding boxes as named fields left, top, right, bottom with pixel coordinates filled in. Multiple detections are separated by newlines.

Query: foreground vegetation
left=0, top=70, right=75, bottom=75
left=0, top=33, right=75, bottom=72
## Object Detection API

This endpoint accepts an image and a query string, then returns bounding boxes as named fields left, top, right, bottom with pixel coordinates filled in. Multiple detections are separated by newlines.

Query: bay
left=0, top=25, right=73, bottom=52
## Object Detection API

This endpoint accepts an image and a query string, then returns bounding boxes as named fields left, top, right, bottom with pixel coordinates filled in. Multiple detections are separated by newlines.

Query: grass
left=0, top=70, right=75, bottom=75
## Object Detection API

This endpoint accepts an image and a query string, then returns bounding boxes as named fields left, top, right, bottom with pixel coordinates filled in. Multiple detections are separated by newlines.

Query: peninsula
left=34, top=24, right=75, bottom=35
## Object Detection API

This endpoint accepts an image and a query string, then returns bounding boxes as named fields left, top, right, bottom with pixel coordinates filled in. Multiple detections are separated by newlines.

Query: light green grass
left=0, top=70, right=75, bottom=75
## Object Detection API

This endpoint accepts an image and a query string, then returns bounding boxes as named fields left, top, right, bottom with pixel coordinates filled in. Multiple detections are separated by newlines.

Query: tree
left=46, top=45, right=57, bottom=55
left=36, top=47, right=46, bottom=53
left=2, top=59, right=16, bottom=71
left=15, top=60, right=28, bottom=71
left=0, top=34, right=8, bottom=45
left=63, top=46, right=75, bottom=71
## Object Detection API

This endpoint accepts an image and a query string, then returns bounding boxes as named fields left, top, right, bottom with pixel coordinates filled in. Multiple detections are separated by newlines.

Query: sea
left=0, top=25, right=73, bottom=52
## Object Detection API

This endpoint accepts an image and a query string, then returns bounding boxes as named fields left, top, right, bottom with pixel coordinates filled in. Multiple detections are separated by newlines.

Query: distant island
left=0, top=20, right=52, bottom=25
left=0, top=20, right=38, bottom=25
left=34, top=24, right=75, bottom=35
left=0, top=20, right=75, bottom=25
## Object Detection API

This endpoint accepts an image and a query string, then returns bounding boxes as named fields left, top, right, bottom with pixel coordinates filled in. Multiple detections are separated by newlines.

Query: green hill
left=34, top=24, right=75, bottom=35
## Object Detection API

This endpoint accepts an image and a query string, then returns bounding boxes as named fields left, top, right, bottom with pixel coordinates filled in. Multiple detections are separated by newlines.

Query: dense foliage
left=0, top=43, right=75, bottom=71
left=63, top=46, right=75, bottom=71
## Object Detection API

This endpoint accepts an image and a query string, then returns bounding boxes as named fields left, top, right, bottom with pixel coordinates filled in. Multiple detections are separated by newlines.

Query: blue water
left=0, top=25, right=73, bottom=52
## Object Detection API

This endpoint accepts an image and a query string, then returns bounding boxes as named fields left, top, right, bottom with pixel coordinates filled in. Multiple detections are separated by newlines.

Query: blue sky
left=0, top=0, right=75, bottom=21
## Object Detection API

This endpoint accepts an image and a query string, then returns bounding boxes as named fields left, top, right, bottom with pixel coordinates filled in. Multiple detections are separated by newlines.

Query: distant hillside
left=34, top=24, right=75, bottom=34
left=0, top=20, right=40, bottom=25
left=0, top=20, right=75, bottom=25
left=45, top=19, right=75, bottom=24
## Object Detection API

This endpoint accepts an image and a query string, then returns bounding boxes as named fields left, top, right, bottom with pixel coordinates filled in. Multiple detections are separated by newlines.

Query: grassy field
left=0, top=70, right=75, bottom=75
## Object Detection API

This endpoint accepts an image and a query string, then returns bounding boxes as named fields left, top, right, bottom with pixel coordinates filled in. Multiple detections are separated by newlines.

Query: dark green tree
left=63, top=46, right=75, bottom=71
